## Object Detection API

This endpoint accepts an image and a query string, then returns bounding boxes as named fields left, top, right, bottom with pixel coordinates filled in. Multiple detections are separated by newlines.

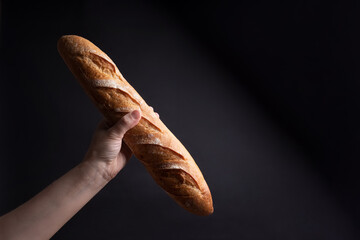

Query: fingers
left=108, top=110, right=141, bottom=139
left=149, top=106, right=160, bottom=118
left=104, top=105, right=159, bottom=140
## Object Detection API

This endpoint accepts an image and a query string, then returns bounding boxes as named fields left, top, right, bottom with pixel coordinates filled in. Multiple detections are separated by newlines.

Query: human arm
left=0, top=110, right=141, bottom=240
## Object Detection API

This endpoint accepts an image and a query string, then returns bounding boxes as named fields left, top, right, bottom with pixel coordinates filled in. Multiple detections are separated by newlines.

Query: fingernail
left=131, top=110, right=141, bottom=119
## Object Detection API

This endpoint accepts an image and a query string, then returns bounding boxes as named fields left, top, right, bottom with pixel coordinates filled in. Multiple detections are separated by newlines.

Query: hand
left=0, top=109, right=158, bottom=240
left=84, top=110, right=141, bottom=181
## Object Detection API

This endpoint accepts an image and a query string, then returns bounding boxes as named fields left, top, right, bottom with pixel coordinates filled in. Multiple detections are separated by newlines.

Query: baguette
left=57, top=35, right=213, bottom=216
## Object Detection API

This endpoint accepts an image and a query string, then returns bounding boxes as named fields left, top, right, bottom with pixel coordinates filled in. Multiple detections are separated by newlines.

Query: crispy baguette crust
left=57, top=35, right=213, bottom=215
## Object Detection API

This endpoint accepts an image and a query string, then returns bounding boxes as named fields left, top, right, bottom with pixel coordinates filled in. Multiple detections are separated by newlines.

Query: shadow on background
left=156, top=0, right=360, bottom=225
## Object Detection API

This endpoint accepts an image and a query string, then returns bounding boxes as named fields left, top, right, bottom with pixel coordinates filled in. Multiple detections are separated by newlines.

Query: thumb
left=107, top=110, right=141, bottom=139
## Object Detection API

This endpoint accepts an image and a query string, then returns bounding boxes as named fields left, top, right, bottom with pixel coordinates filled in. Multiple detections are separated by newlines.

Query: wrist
left=78, top=159, right=113, bottom=187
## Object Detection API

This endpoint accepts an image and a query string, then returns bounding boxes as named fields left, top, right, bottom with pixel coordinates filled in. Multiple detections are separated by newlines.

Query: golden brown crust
left=57, top=35, right=213, bottom=216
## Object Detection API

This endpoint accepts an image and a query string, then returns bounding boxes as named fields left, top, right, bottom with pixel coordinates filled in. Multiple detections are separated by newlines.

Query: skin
left=0, top=110, right=143, bottom=240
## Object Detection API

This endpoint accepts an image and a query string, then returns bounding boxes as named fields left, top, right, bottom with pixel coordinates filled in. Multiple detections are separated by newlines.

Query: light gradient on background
left=1, top=0, right=359, bottom=239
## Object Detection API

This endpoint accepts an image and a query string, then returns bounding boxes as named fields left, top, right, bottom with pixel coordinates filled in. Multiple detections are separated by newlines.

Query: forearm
left=0, top=160, right=110, bottom=240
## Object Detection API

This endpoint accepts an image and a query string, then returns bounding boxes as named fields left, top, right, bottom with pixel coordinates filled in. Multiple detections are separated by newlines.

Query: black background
left=1, top=0, right=360, bottom=239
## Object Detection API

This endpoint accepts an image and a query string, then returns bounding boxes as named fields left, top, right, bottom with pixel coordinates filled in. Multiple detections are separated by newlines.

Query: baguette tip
left=57, top=35, right=86, bottom=57
left=173, top=190, right=214, bottom=216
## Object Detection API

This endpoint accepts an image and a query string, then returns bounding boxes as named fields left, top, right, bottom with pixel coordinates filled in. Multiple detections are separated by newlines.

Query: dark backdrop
left=1, top=0, right=360, bottom=239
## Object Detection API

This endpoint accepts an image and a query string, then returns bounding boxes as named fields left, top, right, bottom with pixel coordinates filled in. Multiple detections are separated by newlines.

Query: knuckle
left=107, top=126, right=125, bottom=139
left=107, top=116, right=132, bottom=139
